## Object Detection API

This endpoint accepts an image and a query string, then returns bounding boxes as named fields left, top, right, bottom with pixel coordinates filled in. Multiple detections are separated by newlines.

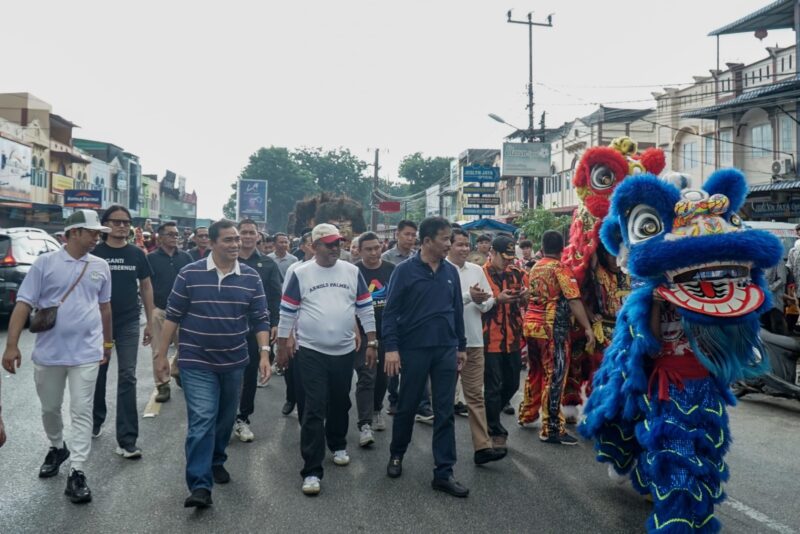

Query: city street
left=1, top=323, right=798, bottom=534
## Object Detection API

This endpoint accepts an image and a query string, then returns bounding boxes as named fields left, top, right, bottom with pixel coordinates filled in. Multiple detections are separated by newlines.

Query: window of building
left=780, top=115, right=794, bottom=154
left=682, top=142, right=698, bottom=170
left=791, top=55, right=794, bottom=70
left=767, top=65, right=770, bottom=77
left=782, top=57, right=786, bottom=72
left=704, top=136, right=714, bottom=166
left=751, top=123, right=773, bottom=158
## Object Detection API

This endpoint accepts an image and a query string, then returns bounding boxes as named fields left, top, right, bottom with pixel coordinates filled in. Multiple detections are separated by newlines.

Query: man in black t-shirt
left=353, top=232, right=395, bottom=446
left=92, top=205, right=154, bottom=459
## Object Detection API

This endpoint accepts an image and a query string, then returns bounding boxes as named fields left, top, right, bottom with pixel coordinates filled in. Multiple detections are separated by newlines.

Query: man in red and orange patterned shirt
left=481, top=236, right=529, bottom=453
left=519, top=230, right=594, bottom=445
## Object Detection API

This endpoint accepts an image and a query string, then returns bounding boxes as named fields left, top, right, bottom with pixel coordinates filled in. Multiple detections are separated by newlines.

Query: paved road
left=1, top=325, right=799, bottom=534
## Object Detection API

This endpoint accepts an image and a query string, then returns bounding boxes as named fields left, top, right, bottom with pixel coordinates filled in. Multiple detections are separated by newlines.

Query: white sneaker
left=302, top=475, right=321, bottom=495
left=359, top=424, right=375, bottom=447
left=234, top=419, right=254, bottom=442
left=332, top=449, right=350, bottom=466
left=115, top=445, right=142, bottom=459
left=373, top=411, right=386, bottom=431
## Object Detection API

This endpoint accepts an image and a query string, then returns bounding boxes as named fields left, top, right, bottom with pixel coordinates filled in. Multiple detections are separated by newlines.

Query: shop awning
left=708, top=0, right=796, bottom=36
left=749, top=179, right=800, bottom=192
left=682, top=75, right=800, bottom=118
left=49, top=149, right=91, bottom=164
left=460, top=218, right=517, bottom=234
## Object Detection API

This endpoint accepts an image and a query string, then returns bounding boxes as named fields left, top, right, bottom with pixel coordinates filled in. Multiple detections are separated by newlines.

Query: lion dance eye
left=627, top=205, right=664, bottom=244
left=590, top=165, right=616, bottom=190
left=729, top=213, right=742, bottom=227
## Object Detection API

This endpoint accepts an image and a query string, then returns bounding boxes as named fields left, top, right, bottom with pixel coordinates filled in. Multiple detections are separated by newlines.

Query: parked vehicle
left=0, top=228, right=62, bottom=315
left=732, top=326, right=800, bottom=402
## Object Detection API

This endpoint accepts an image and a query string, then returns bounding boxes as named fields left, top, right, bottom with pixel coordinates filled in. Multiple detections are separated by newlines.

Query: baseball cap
left=312, top=223, right=343, bottom=244
left=64, top=210, right=111, bottom=233
left=491, top=235, right=516, bottom=260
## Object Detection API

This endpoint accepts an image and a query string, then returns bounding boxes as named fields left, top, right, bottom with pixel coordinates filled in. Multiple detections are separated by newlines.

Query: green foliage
left=515, top=206, right=572, bottom=248
left=398, top=152, right=451, bottom=194
left=294, top=147, right=371, bottom=207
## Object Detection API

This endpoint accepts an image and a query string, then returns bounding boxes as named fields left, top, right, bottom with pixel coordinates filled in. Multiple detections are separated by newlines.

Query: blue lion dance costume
left=579, top=168, right=782, bottom=533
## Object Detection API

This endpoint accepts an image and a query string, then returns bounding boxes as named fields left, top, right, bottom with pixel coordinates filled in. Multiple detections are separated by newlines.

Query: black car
left=0, top=228, right=62, bottom=315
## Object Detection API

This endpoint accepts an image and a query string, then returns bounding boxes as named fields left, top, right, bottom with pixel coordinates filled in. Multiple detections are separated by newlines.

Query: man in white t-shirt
left=277, top=224, right=377, bottom=497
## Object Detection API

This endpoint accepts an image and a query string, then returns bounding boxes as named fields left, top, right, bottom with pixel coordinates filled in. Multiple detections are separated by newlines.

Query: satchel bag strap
left=60, top=261, right=89, bottom=305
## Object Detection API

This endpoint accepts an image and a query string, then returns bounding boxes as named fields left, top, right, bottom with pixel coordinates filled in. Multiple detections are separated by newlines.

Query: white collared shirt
left=446, top=258, right=495, bottom=348
left=206, top=253, right=241, bottom=288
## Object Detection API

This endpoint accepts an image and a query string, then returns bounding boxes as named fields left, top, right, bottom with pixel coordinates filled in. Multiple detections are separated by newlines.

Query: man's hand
left=469, top=284, right=490, bottom=304
left=142, top=325, right=152, bottom=347
left=365, top=347, right=377, bottom=369
left=457, top=351, right=467, bottom=372
left=584, top=328, right=597, bottom=354
left=384, top=351, right=401, bottom=377
left=2, top=346, right=22, bottom=374
left=101, top=346, right=112, bottom=366
left=286, top=334, right=296, bottom=355
left=270, top=326, right=278, bottom=344
left=259, top=351, right=272, bottom=385
left=153, top=351, right=170, bottom=380
left=276, top=340, right=293, bottom=369
left=355, top=330, right=362, bottom=352
left=496, top=289, right=517, bottom=304
left=518, top=286, right=530, bottom=302
left=0, top=413, right=6, bottom=448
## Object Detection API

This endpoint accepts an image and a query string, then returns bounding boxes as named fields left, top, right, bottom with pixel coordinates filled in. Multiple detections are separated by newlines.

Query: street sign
left=466, top=196, right=500, bottom=205
left=378, top=201, right=401, bottom=213
left=463, top=166, right=500, bottom=183
left=463, top=185, right=496, bottom=195
left=502, top=142, right=551, bottom=177
left=64, top=189, right=102, bottom=209
left=463, top=207, right=496, bottom=216
left=237, top=179, right=268, bottom=223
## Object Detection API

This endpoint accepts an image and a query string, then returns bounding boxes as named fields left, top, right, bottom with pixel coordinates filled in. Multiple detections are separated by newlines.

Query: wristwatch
left=260, top=345, right=271, bottom=353
left=367, top=340, right=379, bottom=349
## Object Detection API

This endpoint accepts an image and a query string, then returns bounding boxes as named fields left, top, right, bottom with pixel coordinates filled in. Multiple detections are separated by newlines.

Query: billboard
left=64, top=189, right=103, bottom=209
left=51, top=173, right=75, bottom=194
left=502, top=142, right=551, bottom=177
left=0, top=137, right=32, bottom=201
left=237, top=179, right=268, bottom=222
left=425, top=185, right=440, bottom=217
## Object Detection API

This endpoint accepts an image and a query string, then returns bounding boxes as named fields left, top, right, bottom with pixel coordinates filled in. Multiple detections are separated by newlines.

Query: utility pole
left=507, top=10, right=553, bottom=209
left=370, top=148, right=380, bottom=231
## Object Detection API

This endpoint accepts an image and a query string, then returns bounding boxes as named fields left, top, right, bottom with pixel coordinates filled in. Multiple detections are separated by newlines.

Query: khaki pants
left=461, top=347, right=492, bottom=451
left=150, top=308, right=179, bottom=386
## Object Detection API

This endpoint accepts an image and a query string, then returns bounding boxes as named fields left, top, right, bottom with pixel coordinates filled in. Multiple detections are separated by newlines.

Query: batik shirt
left=482, top=262, right=529, bottom=353
left=524, top=257, right=580, bottom=340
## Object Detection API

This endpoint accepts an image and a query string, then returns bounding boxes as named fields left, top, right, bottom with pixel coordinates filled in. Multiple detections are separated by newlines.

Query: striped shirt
left=278, top=259, right=375, bottom=356
left=166, top=255, right=270, bottom=372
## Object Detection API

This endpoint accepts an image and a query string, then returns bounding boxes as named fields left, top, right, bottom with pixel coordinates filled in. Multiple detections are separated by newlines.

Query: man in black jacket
left=233, top=219, right=283, bottom=442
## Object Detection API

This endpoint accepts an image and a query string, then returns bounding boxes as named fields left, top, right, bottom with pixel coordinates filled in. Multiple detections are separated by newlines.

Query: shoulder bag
left=29, top=261, right=89, bottom=333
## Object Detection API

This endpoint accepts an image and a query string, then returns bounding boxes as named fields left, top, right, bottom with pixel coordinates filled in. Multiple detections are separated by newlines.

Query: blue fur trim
left=703, top=168, right=748, bottom=213
left=607, top=174, right=682, bottom=238
left=600, top=215, right=622, bottom=256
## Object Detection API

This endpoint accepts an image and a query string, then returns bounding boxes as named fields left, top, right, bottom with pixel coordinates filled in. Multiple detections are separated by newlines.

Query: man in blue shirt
left=153, top=219, right=270, bottom=509
left=382, top=216, right=469, bottom=498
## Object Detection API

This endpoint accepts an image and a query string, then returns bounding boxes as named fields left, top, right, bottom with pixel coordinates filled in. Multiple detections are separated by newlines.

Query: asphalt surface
left=1, top=324, right=799, bottom=534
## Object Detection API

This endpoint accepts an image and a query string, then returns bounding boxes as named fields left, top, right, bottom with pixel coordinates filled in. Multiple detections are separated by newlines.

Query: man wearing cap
left=2, top=209, right=113, bottom=504
left=276, top=223, right=377, bottom=496
left=481, top=235, right=529, bottom=454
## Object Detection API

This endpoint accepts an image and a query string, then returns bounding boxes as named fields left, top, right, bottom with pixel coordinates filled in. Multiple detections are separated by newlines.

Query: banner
left=51, top=173, right=75, bottom=194
left=237, top=179, right=268, bottom=222
left=425, top=184, right=440, bottom=217
left=64, top=189, right=103, bottom=209
left=502, top=142, right=551, bottom=177
left=0, top=137, right=32, bottom=201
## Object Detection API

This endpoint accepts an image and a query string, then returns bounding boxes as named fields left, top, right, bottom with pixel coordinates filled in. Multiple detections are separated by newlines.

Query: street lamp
left=488, top=113, right=525, bottom=133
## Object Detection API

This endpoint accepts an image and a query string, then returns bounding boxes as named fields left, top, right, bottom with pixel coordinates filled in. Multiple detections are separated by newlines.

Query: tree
left=294, top=147, right=371, bottom=208
left=515, top=206, right=572, bottom=248
left=398, top=152, right=451, bottom=194
left=223, top=146, right=318, bottom=233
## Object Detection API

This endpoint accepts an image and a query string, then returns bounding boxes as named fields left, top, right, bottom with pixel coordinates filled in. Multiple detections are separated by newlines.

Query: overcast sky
left=2, top=0, right=794, bottom=218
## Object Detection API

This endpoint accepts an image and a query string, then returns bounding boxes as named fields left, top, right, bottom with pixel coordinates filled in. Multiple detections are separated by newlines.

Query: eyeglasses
left=108, top=219, right=132, bottom=227
left=162, top=232, right=179, bottom=237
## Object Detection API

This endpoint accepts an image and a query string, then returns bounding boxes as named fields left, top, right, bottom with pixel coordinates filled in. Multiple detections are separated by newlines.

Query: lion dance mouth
left=658, top=262, right=764, bottom=317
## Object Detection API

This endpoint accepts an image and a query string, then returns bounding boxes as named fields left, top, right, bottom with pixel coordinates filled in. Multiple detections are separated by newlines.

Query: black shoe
left=64, top=469, right=92, bottom=504
left=387, top=403, right=398, bottom=415
left=155, top=384, right=171, bottom=403
left=91, top=424, right=102, bottom=439
left=454, top=402, right=469, bottom=417
left=386, top=456, right=403, bottom=478
left=184, top=488, right=212, bottom=508
left=540, top=432, right=579, bottom=446
left=432, top=476, right=469, bottom=498
left=40, top=444, right=70, bottom=478
left=503, top=403, right=515, bottom=415
left=212, top=465, right=231, bottom=484
left=281, top=401, right=295, bottom=416
left=474, top=447, right=507, bottom=465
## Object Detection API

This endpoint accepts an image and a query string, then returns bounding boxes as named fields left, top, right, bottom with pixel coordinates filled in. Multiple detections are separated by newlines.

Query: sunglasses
left=323, top=241, right=341, bottom=249
left=108, top=219, right=132, bottom=227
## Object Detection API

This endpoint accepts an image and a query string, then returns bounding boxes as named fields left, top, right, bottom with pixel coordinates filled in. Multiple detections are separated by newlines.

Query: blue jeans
left=181, top=367, right=244, bottom=491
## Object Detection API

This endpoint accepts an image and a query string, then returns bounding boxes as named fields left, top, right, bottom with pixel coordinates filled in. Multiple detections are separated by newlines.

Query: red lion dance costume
left=518, top=137, right=665, bottom=426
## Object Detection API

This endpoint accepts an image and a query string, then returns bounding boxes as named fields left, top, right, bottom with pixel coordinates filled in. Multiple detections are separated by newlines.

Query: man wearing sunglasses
left=146, top=221, right=193, bottom=402
left=92, top=205, right=155, bottom=460
left=188, top=226, right=211, bottom=261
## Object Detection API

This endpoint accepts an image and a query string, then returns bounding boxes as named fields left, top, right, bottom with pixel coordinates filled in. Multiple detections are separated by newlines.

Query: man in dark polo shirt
left=147, top=221, right=193, bottom=402
left=233, top=218, right=283, bottom=442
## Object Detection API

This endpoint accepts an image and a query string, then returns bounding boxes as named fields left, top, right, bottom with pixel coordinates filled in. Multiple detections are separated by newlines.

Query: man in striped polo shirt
left=153, top=219, right=271, bottom=509
left=276, top=223, right=377, bottom=496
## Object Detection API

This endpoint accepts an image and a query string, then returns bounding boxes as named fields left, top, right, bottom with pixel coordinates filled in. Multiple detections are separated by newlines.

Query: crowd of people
left=0, top=207, right=597, bottom=507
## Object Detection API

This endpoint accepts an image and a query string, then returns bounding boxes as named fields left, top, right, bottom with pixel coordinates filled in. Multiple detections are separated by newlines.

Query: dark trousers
left=388, top=375, right=432, bottom=413
left=297, top=347, right=354, bottom=479
left=354, top=334, right=378, bottom=428
left=389, top=346, right=457, bottom=480
left=484, top=351, right=521, bottom=438
left=93, top=321, right=140, bottom=448
left=237, top=335, right=259, bottom=422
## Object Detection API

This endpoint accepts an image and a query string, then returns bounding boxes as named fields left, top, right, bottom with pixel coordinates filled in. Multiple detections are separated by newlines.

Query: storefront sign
left=747, top=200, right=800, bottom=218
left=463, top=185, right=495, bottom=195
left=51, top=173, right=74, bottom=194
left=502, top=142, right=551, bottom=177
left=463, top=166, right=500, bottom=183
left=237, top=179, right=268, bottom=222
left=64, top=189, right=103, bottom=209
left=467, top=196, right=500, bottom=205
left=0, top=137, right=32, bottom=201
left=378, top=201, right=401, bottom=213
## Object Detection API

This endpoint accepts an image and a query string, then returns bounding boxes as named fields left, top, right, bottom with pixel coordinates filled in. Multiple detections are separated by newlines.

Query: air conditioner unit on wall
left=772, top=159, right=795, bottom=177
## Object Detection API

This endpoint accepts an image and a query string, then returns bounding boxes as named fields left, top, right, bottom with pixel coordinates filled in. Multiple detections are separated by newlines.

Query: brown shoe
left=155, top=383, right=171, bottom=403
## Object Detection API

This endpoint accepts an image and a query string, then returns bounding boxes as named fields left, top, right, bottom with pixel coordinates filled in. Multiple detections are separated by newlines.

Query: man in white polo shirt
left=277, top=223, right=377, bottom=496
left=2, top=210, right=113, bottom=504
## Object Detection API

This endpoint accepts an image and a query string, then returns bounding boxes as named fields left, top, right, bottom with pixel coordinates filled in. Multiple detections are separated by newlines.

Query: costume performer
left=580, top=169, right=782, bottom=533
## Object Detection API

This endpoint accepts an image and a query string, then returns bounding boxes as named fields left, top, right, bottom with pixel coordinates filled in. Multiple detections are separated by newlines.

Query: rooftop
left=709, top=0, right=795, bottom=36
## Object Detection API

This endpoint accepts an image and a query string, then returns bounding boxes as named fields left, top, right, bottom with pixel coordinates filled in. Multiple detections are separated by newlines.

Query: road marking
left=724, top=498, right=796, bottom=534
